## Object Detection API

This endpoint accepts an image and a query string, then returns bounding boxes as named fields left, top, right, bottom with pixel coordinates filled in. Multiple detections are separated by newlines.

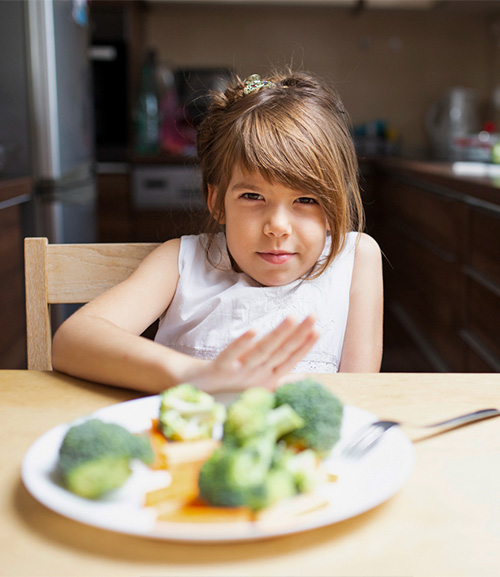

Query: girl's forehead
left=229, top=163, right=267, bottom=183
left=228, top=163, right=293, bottom=189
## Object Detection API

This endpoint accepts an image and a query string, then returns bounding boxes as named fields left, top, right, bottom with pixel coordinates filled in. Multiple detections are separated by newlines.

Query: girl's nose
left=263, top=206, right=292, bottom=237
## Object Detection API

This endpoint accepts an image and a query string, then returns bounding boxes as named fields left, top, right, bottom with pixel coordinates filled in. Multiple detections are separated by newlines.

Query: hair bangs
left=230, top=103, right=325, bottom=195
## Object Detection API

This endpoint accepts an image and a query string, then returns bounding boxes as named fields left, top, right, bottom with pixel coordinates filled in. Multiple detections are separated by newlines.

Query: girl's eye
left=296, top=197, right=319, bottom=205
left=241, top=192, right=263, bottom=200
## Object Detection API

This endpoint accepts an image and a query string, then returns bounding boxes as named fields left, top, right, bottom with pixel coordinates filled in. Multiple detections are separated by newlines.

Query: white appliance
left=132, top=165, right=205, bottom=211
left=426, top=87, right=480, bottom=160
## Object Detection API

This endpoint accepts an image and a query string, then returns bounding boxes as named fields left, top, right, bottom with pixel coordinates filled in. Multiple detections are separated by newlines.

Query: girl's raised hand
left=187, top=315, right=320, bottom=393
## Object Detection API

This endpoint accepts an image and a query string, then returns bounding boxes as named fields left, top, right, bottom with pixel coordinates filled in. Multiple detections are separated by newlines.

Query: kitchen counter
left=364, top=155, right=500, bottom=205
left=365, top=155, right=500, bottom=373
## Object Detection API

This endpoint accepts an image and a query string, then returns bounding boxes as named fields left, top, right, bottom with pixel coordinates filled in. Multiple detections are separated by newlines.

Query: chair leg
left=25, top=238, right=52, bottom=370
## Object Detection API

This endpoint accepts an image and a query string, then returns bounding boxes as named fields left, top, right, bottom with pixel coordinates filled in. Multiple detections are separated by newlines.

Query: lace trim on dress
left=167, top=344, right=220, bottom=360
left=292, top=358, right=339, bottom=374
left=167, top=345, right=340, bottom=374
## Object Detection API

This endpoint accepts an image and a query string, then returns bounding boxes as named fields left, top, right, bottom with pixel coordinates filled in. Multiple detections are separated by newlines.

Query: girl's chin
left=247, top=271, right=300, bottom=287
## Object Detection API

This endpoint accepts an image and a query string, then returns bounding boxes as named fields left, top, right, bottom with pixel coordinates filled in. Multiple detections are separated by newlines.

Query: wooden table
left=2, top=370, right=500, bottom=577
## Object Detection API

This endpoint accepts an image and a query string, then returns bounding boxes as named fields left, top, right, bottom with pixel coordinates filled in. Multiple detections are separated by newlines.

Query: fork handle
left=426, top=408, right=500, bottom=429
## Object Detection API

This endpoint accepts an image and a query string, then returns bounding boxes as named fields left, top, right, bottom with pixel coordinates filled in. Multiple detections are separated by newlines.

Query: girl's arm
left=339, top=233, right=384, bottom=372
left=52, top=239, right=190, bottom=392
left=52, top=239, right=319, bottom=393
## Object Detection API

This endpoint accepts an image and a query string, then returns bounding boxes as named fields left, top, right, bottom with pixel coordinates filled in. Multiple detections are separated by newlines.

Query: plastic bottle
left=134, top=51, right=160, bottom=155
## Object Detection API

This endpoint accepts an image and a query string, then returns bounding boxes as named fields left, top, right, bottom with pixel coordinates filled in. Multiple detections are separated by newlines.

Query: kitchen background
left=1, top=0, right=500, bottom=373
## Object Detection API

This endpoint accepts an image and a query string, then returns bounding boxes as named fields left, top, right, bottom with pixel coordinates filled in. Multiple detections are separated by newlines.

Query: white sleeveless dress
left=155, top=232, right=358, bottom=373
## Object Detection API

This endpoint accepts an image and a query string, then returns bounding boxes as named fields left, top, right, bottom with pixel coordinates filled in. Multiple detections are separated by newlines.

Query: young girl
left=52, top=70, right=383, bottom=393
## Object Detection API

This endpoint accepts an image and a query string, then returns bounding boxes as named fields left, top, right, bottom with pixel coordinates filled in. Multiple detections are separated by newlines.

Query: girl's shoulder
left=325, top=232, right=381, bottom=275
left=134, top=237, right=182, bottom=279
left=150, top=236, right=182, bottom=260
left=351, top=232, right=383, bottom=288
left=353, top=232, right=382, bottom=262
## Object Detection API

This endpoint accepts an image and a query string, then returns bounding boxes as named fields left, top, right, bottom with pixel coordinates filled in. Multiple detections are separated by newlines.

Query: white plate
left=21, top=395, right=415, bottom=542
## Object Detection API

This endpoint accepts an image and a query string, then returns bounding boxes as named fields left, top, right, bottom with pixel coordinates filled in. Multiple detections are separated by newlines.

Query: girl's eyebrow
left=230, top=181, right=263, bottom=192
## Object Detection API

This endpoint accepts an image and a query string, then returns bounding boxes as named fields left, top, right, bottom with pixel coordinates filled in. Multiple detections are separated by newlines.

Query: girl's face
left=208, top=165, right=329, bottom=287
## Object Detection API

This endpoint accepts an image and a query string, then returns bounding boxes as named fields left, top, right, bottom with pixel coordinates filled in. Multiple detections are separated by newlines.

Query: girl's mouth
left=257, top=252, right=295, bottom=265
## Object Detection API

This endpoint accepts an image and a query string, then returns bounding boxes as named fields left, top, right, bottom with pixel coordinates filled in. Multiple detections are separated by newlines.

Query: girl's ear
left=207, top=184, right=225, bottom=224
left=207, top=184, right=217, bottom=213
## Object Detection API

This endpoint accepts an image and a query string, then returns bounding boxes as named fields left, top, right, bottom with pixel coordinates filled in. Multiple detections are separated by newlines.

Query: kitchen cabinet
left=97, top=169, right=133, bottom=242
left=133, top=208, right=208, bottom=242
left=0, top=1, right=33, bottom=368
left=463, top=201, right=500, bottom=371
left=0, top=178, right=32, bottom=369
left=371, top=158, right=500, bottom=372
left=96, top=165, right=208, bottom=243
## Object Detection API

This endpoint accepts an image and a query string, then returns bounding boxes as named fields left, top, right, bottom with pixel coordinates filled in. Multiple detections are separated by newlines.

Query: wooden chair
left=24, top=237, right=159, bottom=370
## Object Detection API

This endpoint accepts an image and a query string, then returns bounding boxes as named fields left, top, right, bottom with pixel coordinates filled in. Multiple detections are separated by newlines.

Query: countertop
left=0, top=176, right=32, bottom=208
left=363, top=155, right=500, bottom=204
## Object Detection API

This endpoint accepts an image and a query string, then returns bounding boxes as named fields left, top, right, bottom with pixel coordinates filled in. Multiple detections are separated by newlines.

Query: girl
left=52, top=70, right=383, bottom=393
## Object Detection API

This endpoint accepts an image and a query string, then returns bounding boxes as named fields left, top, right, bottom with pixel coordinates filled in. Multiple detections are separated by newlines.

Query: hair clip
left=243, top=74, right=275, bottom=95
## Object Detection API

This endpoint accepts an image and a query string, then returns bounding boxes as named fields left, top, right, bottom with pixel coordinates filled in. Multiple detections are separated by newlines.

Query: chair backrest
left=24, top=237, right=159, bottom=370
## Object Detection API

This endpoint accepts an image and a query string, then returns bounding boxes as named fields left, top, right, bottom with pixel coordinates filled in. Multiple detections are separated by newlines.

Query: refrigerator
left=25, top=0, right=97, bottom=246
left=22, top=0, right=97, bottom=328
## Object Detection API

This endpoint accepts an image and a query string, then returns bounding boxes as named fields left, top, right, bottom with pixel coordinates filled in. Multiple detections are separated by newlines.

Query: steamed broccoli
left=223, top=387, right=304, bottom=446
left=58, top=419, right=154, bottom=499
left=222, top=387, right=275, bottom=443
left=244, top=467, right=297, bottom=511
left=198, top=435, right=275, bottom=508
left=198, top=388, right=306, bottom=510
left=159, top=384, right=226, bottom=441
left=274, top=379, right=344, bottom=457
left=273, top=445, right=325, bottom=493
left=198, top=436, right=298, bottom=511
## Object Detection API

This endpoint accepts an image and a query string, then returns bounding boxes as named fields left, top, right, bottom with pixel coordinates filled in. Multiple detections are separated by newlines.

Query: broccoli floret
left=275, top=379, right=344, bottom=457
left=223, top=388, right=304, bottom=446
left=267, top=404, right=305, bottom=441
left=273, top=445, right=324, bottom=493
left=245, top=468, right=297, bottom=511
left=198, top=436, right=274, bottom=508
left=223, top=388, right=275, bottom=443
left=159, top=384, right=226, bottom=441
left=58, top=419, right=154, bottom=499
left=198, top=433, right=299, bottom=511
left=199, top=389, right=307, bottom=511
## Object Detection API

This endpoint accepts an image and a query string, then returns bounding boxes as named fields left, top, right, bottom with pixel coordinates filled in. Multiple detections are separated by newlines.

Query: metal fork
left=341, top=408, right=500, bottom=459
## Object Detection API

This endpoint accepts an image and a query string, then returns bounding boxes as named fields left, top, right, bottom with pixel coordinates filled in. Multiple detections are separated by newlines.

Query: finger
left=238, top=315, right=306, bottom=369
left=213, top=328, right=257, bottom=370
left=269, top=316, right=316, bottom=366
left=255, top=315, right=318, bottom=369
left=270, top=328, right=321, bottom=378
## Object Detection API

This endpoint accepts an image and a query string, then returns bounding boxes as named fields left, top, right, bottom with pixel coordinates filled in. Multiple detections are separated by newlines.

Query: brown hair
left=196, top=69, right=364, bottom=276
